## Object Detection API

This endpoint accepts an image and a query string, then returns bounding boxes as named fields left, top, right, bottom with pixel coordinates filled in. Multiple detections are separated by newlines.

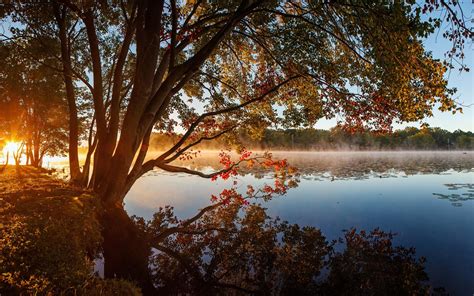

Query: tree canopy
left=1, top=0, right=470, bottom=192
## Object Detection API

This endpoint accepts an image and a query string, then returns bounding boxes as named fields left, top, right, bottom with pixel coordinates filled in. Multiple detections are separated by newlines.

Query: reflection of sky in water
left=125, top=152, right=474, bottom=295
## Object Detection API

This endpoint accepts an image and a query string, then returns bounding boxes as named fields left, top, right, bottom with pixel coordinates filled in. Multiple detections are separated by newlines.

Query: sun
left=3, top=141, right=20, bottom=155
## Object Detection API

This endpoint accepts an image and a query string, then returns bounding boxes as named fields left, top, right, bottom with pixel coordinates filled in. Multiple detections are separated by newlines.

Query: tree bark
left=54, top=3, right=82, bottom=184
left=101, top=204, right=156, bottom=295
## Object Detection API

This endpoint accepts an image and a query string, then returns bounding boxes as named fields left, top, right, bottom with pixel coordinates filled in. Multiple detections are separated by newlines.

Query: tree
left=0, top=37, right=68, bottom=168
left=407, top=130, right=436, bottom=149
left=141, top=204, right=432, bottom=295
left=1, top=0, right=471, bottom=292
left=455, top=134, right=474, bottom=149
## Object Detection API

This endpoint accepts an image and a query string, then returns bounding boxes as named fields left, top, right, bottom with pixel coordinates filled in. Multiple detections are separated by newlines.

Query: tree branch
left=156, top=76, right=299, bottom=163
left=164, top=125, right=239, bottom=164
left=169, top=0, right=178, bottom=71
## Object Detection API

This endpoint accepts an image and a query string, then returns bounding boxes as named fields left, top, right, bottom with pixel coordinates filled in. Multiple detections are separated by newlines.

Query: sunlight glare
left=3, top=141, right=20, bottom=155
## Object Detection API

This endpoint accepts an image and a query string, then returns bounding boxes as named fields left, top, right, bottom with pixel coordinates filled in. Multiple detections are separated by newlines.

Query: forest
left=150, top=127, right=474, bottom=151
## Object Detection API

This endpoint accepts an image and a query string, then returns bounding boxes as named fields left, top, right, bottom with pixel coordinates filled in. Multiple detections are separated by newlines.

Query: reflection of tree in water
left=162, top=152, right=474, bottom=181
left=135, top=203, right=442, bottom=295
left=433, top=183, right=474, bottom=207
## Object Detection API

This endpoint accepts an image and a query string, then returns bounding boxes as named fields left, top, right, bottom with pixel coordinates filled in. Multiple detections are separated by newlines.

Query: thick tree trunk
left=101, top=204, right=156, bottom=295
left=63, top=57, right=81, bottom=183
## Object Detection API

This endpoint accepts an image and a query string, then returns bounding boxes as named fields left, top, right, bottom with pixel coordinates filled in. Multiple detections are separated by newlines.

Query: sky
left=316, top=1, right=473, bottom=132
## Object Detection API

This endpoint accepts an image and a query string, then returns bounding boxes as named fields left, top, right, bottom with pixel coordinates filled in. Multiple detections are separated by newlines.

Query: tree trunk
left=31, top=136, right=41, bottom=168
left=101, top=202, right=156, bottom=295
left=25, top=143, right=30, bottom=165
left=54, top=4, right=82, bottom=184
left=1, top=152, right=9, bottom=173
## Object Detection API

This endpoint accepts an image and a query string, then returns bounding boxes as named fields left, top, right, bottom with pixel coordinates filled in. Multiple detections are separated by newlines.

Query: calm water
left=126, top=151, right=473, bottom=295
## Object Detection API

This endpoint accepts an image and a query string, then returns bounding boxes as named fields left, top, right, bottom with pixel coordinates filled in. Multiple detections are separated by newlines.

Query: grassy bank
left=0, top=166, right=140, bottom=295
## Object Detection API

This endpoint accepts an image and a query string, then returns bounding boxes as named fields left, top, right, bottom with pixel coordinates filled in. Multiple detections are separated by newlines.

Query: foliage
left=323, top=229, right=429, bottom=295
left=0, top=166, right=140, bottom=295
left=80, top=278, right=142, bottom=296
left=149, top=126, right=474, bottom=151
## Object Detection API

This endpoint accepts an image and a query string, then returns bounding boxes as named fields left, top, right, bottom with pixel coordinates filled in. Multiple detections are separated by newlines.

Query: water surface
left=125, top=151, right=473, bottom=295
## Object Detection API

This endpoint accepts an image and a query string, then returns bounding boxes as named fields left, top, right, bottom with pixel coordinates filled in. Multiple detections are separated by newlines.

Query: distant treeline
left=151, top=127, right=474, bottom=151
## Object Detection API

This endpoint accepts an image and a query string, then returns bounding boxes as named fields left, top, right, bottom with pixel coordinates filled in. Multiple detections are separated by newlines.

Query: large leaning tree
left=1, top=0, right=471, bottom=293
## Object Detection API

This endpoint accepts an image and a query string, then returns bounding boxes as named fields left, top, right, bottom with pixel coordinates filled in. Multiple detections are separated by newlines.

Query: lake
left=125, top=151, right=474, bottom=295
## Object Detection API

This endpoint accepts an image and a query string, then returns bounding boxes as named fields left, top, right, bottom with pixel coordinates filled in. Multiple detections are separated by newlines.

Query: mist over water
left=124, top=151, right=474, bottom=295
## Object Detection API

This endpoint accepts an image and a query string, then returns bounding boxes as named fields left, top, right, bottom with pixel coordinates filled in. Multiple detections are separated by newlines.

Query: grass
left=0, top=165, right=141, bottom=295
